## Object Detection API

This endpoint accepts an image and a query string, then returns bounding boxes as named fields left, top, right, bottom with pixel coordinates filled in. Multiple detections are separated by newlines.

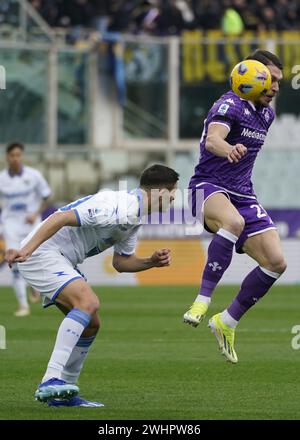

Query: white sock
left=195, top=294, right=211, bottom=305
left=220, top=309, right=238, bottom=328
left=12, top=268, right=28, bottom=309
left=42, top=308, right=91, bottom=383
left=61, top=335, right=96, bottom=384
left=217, top=228, right=239, bottom=243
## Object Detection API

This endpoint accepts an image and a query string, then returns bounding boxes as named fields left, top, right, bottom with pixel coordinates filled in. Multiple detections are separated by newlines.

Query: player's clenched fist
left=151, top=248, right=171, bottom=267
left=227, top=143, right=247, bottom=163
left=5, top=248, right=30, bottom=267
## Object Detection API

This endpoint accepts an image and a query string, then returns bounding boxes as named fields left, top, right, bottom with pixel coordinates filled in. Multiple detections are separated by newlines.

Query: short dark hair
left=6, top=142, right=24, bottom=154
left=245, top=49, right=283, bottom=70
left=140, top=164, right=179, bottom=190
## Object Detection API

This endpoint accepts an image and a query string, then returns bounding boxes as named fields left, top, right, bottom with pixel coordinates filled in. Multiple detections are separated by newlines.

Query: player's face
left=6, top=147, right=23, bottom=171
left=255, top=64, right=283, bottom=107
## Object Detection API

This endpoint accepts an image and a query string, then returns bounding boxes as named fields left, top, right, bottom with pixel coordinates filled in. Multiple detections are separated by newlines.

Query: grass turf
left=1, top=285, right=300, bottom=420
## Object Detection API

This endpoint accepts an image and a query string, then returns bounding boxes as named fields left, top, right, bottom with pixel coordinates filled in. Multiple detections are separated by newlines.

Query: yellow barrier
left=136, top=239, right=206, bottom=285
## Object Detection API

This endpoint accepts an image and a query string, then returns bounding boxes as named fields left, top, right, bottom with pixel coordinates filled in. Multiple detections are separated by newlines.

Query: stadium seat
left=66, top=159, right=100, bottom=199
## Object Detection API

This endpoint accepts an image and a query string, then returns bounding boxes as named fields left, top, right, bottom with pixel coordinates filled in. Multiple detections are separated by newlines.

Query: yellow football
left=230, top=59, right=272, bottom=101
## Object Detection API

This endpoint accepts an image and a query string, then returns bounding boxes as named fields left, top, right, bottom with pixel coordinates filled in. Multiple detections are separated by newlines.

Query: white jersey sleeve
left=114, top=227, right=139, bottom=256
left=34, top=170, right=52, bottom=199
left=68, top=193, right=117, bottom=227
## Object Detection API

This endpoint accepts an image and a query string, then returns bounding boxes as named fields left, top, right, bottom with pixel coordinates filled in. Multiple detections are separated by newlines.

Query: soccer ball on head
left=230, top=59, right=272, bottom=101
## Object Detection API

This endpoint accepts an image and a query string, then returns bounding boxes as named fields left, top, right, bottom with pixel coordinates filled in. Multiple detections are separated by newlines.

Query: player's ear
left=158, top=187, right=168, bottom=196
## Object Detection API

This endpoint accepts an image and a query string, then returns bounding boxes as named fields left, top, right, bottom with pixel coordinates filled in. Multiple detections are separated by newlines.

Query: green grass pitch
left=1, top=285, right=300, bottom=420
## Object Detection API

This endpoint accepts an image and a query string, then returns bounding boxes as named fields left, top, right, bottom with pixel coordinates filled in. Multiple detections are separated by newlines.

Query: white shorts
left=17, top=248, right=84, bottom=308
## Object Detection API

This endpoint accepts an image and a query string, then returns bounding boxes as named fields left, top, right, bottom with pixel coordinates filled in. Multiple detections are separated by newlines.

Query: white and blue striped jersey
left=24, top=189, right=143, bottom=266
left=0, top=166, right=51, bottom=222
left=0, top=166, right=51, bottom=247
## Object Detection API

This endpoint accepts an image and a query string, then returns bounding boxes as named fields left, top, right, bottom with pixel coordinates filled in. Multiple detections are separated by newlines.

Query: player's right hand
left=151, top=248, right=171, bottom=267
left=5, top=248, right=30, bottom=267
left=227, top=144, right=247, bottom=163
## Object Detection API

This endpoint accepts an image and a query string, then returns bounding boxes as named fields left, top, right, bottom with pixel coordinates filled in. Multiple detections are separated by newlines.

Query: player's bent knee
left=270, top=259, right=287, bottom=275
left=264, top=257, right=287, bottom=275
left=223, top=216, right=245, bottom=237
left=80, top=297, right=100, bottom=315
left=71, top=288, right=100, bottom=315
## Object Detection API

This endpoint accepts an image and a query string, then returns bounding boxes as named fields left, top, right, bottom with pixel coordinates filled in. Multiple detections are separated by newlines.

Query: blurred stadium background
left=0, top=0, right=299, bottom=287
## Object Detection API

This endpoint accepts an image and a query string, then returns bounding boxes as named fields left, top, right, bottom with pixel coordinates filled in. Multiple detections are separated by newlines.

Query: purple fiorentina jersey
left=190, top=90, right=275, bottom=196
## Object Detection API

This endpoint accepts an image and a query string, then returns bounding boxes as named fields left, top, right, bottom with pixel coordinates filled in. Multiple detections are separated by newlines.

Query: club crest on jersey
left=217, top=104, right=229, bottom=115
left=263, top=108, right=270, bottom=122
left=244, top=108, right=251, bottom=116
left=88, top=208, right=101, bottom=218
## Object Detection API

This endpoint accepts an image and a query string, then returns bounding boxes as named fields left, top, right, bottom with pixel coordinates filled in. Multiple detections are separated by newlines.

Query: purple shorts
left=189, top=181, right=276, bottom=253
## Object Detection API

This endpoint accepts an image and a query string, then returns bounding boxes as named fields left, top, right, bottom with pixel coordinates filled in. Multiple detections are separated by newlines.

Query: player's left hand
left=5, top=248, right=31, bottom=268
left=151, top=248, right=171, bottom=267
left=25, top=213, right=38, bottom=224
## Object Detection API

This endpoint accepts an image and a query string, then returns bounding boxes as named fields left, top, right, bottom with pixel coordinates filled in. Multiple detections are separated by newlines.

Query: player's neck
left=8, top=165, right=23, bottom=176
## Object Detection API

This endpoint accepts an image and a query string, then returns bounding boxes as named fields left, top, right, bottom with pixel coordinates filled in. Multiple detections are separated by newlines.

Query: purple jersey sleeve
left=209, top=94, right=242, bottom=131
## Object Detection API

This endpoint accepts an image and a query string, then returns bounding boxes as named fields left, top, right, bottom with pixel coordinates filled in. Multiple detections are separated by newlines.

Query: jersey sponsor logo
left=225, top=98, right=235, bottom=105
left=244, top=108, right=251, bottom=116
left=53, top=271, right=68, bottom=277
left=217, top=103, right=229, bottom=114
left=10, top=203, right=27, bottom=211
left=241, top=127, right=266, bottom=141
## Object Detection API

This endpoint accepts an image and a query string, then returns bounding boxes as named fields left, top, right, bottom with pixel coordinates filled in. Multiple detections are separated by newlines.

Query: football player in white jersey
left=6, top=164, right=179, bottom=407
left=0, top=142, right=51, bottom=316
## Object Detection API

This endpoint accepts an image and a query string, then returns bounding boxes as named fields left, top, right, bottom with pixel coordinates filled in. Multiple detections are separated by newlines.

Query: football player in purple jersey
left=183, top=49, right=286, bottom=363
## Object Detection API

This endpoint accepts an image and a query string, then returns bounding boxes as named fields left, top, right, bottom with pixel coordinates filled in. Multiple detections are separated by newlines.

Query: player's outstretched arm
left=112, top=248, right=171, bottom=273
left=206, top=123, right=247, bottom=163
left=5, top=210, right=78, bottom=266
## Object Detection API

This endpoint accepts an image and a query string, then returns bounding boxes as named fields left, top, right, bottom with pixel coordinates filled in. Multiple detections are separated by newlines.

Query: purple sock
left=227, top=266, right=280, bottom=322
left=199, top=228, right=238, bottom=298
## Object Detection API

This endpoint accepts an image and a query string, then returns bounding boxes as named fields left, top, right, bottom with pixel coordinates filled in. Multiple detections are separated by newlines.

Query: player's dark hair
left=140, top=164, right=179, bottom=190
left=245, top=49, right=283, bottom=70
left=6, top=142, right=24, bottom=154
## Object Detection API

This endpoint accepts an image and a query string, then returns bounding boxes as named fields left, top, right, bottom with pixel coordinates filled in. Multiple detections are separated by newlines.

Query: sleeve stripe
left=208, top=121, right=231, bottom=131
left=74, top=209, right=81, bottom=226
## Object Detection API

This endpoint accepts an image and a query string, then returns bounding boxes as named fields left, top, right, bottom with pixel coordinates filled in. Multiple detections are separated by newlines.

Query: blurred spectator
left=132, top=1, right=161, bottom=34
left=193, top=0, right=224, bottom=30
left=222, top=2, right=245, bottom=36
left=29, top=0, right=300, bottom=36
left=260, top=6, right=279, bottom=30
